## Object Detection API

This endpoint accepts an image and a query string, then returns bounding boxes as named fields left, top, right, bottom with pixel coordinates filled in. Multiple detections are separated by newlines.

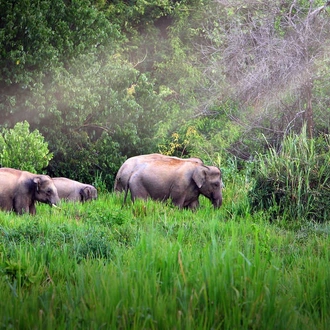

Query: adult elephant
left=124, top=159, right=223, bottom=210
left=52, top=177, right=97, bottom=202
left=114, top=154, right=203, bottom=193
left=0, top=167, right=60, bottom=215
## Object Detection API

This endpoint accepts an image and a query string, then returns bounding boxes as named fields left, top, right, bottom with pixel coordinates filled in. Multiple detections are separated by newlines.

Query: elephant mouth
left=211, top=195, right=222, bottom=208
left=47, top=200, right=59, bottom=207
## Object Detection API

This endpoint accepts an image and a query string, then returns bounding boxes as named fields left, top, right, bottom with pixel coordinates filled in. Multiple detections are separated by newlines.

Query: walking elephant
left=0, top=167, right=60, bottom=215
left=124, top=158, right=223, bottom=210
left=114, top=153, right=203, bottom=193
left=52, top=177, right=97, bottom=202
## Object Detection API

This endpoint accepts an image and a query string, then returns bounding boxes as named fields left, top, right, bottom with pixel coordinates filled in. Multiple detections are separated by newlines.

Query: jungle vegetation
left=1, top=0, right=330, bottom=221
left=1, top=2, right=330, bottom=328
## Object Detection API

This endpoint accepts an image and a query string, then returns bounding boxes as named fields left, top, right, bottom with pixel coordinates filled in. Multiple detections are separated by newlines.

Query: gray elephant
left=114, top=153, right=203, bottom=193
left=0, top=167, right=60, bottom=215
left=124, top=158, right=223, bottom=210
left=52, top=177, right=97, bottom=202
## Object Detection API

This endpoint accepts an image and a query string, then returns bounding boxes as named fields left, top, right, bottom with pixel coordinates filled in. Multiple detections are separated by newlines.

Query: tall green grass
left=0, top=180, right=329, bottom=329
left=249, top=128, right=330, bottom=222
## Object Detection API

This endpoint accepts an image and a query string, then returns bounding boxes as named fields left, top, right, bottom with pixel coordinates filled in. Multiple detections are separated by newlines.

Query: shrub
left=0, top=121, right=52, bottom=173
left=249, top=127, right=330, bottom=222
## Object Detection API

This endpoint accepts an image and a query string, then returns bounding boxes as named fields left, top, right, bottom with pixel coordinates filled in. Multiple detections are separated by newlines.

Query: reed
left=249, top=127, right=330, bottom=221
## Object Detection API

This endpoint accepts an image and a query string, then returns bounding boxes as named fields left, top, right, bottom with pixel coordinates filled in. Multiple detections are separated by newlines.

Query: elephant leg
left=130, top=183, right=149, bottom=202
left=0, top=201, right=12, bottom=212
left=187, top=200, right=200, bottom=210
left=171, top=192, right=188, bottom=209
left=29, top=203, right=36, bottom=215
left=14, top=205, right=29, bottom=215
left=14, top=196, right=30, bottom=215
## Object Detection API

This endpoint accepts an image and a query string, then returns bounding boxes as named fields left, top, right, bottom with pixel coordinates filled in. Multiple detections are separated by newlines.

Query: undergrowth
left=249, top=128, right=330, bottom=222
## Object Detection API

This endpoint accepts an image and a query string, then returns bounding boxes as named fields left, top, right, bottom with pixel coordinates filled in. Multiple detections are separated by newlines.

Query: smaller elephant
left=0, top=167, right=60, bottom=215
left=52, top=177, right=97, bottom=202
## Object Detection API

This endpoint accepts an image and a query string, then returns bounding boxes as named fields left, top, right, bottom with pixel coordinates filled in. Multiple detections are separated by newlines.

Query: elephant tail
left=123, top=182, right=129, bottom=204
left=123, top=171, right=134, bottom=205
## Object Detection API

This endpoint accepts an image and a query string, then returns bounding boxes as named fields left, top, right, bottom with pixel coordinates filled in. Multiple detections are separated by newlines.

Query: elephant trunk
left=212, top=194, right=222, bottom=208
left=50, top=195, right=60, bottom=207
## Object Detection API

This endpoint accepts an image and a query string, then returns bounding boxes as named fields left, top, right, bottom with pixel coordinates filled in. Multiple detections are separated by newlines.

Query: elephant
left=52, top=177, right=98, bottom=202
left=114, top=153, right=203, bottom=193
left=0, top=167, right=60, bottom=215
left=124, top=158, right=223, bottom=210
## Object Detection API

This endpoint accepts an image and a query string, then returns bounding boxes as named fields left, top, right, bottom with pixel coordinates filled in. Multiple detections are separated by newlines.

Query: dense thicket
left=1, top=0, right=330, bottom=195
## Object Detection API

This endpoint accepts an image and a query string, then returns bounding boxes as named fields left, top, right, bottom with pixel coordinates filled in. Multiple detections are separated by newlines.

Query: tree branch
left=133, top=51, right=148, bottom=68
left=309, top=0, right=330, bottom=21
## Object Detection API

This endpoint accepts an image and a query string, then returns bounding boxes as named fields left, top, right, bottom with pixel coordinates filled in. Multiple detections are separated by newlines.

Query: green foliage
left=0, top=0, right=130, bottom=185
left=46, top=129, right=125, bottom=190
left=99, top=0, right=196, bottom=31
left=0, top=0, right=119, bottom=86
left=1, top=0, right=330, bottom=192
left=249, top=127, right=330, bottom=222
left=40, top=52, right=167, bottom=187
left=157, top=101, right=243, bottom=180
left=0, top=121, right=52, bottom=173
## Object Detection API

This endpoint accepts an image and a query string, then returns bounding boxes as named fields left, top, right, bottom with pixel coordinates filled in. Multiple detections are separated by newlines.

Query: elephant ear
left=80, top=187, right=90, bottom=201
left=33, top=177, right=41, bottom=192
left=192, top=166, right=207, bottom=188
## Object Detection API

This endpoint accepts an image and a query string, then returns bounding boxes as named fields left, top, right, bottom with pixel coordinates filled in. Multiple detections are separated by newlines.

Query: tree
left=0, top=0, right=120, bottom=126
left=0, top=121, right=52, bottom=173
left=39, top=51, right=169, bottom=187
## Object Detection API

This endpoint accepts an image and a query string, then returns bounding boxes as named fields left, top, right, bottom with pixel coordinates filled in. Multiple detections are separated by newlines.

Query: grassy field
left=0, top=177, right=329, bottom=329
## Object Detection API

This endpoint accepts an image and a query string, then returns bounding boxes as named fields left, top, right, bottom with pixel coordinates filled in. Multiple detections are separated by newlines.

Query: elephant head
left=192, top=165, right=223, bottom=208
left=80, top=185, right=98, bottom=202
left=33, top=176, right=60, bottom=206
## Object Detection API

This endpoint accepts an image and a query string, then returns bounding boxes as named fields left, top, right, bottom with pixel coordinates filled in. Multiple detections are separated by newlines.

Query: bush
left=46, top=130, right=125, bottom=190
left=0, top=121, right=53, bottom=173
left=249, top=127, right=330, bottom=222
